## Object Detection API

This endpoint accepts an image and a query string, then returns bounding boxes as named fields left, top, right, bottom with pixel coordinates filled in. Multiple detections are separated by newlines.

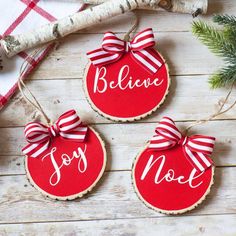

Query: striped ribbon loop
left=87, top=28, right=163, bottom=74
left=149, top=117, right=215, bottom=172
left=22, top=110, right=88, bottom=158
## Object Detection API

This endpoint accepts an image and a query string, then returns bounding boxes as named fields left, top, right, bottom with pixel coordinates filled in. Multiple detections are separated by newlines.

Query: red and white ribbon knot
left=149, top=117, right=216, bottom=172
left=22, top=110, right=88, bottom=158
left=87, top=28, right=163, bottom=74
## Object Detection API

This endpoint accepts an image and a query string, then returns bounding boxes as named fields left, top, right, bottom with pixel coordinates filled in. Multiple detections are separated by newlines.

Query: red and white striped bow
left=22, top=110, right=88, bottom=158
left=149, top=117, right=215, bottom=172
left=87, top=28, right=163, bottom=74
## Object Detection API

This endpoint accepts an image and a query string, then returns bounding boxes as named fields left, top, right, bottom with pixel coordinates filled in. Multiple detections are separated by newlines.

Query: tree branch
left=0, top=0, right=208, bottom=58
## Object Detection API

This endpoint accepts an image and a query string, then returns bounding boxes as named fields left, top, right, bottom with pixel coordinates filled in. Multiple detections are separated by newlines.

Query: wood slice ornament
left=22, top=110, right=107, bottom=200
left=132, top=117, right=216, bottom=214
left=84, top=28, right=170, bottom=121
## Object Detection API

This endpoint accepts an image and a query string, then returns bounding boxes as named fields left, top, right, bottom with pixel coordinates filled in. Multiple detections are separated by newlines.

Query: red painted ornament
left=23, top=110, right=106, bottom=200
left=132, top=117, right=215, bottom=214
left=133, top=145, right=214, bottom=214
left=25, top=127, right=106, bottom=200
left=84, top=28, right=170, bottom=121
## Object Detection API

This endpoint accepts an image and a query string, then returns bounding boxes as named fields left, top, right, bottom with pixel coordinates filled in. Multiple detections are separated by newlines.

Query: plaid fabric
left=0, top=0, right=84, bottom=109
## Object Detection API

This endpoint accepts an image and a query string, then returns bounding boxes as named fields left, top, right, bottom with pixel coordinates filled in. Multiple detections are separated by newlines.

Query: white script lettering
left=141, top=155, right=203, bottom=189
left=94, top=65, right=163, bottom=93
left=42, top=145, right=88, bottom=186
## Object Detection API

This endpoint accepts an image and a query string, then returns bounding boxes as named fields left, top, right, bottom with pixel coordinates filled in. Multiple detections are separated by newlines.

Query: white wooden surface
left=0, top=0, right=236, bottom=235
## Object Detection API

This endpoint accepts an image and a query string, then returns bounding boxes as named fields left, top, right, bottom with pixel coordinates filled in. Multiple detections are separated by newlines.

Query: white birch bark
left=84, top=0, right=208, bottom=14
left=0, top=0, right=207, bottom=58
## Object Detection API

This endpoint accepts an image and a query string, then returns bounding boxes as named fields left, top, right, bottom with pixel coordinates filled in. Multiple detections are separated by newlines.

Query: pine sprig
left=192, top=15, right=236, bottom=88
left=192, top=21, right=236, bottom=62
left=224, top=26, right=236, bottom=46
left=214, top=14, right=236, bottom=46
left=213, top=14, right=236, bottom=26
left=210, top=64, right=236, bottom=88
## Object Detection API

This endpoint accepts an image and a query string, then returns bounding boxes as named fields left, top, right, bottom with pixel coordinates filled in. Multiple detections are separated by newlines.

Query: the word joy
left=94, top=65, right=163, bottom=93
left=42, top=145, right=88, bottom=186
left=141, top=155, right=204, bottom=188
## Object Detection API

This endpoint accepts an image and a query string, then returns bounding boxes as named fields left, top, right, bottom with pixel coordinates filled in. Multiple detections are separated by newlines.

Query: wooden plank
left=0, top=120, right=235, bottom=176
left=0, top=1, right=235, bottom=229
left=1, top=214, right=236, bottom=236
left=0, top=156, right=22, bottom=176
left=77, top=0, right=236, bottom=33
left=2, top=76, right=235, bottom=128
left=30, top=31, right=222, bottom=79
left=0, top=167, right=235, bottom=224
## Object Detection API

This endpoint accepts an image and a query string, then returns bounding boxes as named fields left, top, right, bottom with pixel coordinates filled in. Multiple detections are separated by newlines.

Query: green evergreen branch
left=210, top=64, right=236, bottom=88
left=213, top=14, right=236, bottom=26
left=192, top=15, right=236, bottom=88
left=224, top=26, right=236, bottom=47
left=192, top=21, right=236, bottom=62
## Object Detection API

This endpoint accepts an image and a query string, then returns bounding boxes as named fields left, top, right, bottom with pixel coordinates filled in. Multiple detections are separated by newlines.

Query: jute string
left=185, top=82, right=236, bottom=134
left=123, top=13, right=236, bottom=132
left=17, top=14, right=140, bottom=125
left=18, top=49, right=51, bottom=125
left=123, top=11, right=139, bottom=41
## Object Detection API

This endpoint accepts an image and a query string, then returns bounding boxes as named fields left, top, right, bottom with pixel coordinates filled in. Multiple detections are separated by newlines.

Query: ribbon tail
left=131, top=48, right=163, bottom=75
left=22, top=141, right=50, bottom=158
left=184, top=146, right=213, bottom=172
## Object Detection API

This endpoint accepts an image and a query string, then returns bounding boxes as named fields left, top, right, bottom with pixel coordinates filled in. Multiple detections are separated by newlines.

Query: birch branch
left=0, top=0, right=207, bottom=58
left=84, top=0, right=208, bottom=14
